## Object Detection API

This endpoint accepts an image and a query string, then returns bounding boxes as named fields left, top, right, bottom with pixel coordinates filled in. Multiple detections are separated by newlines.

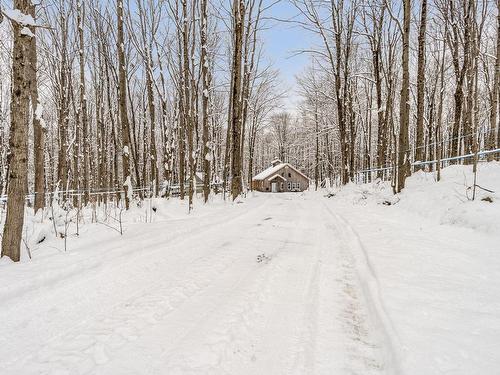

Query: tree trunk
left=117, top=0, right=132, bottom=209
left=230, top=0, right=245, bottom=200
left=463, top=0, right=474, bottom=159
left=144, top=47, right=159, bottom=196
left=314, top=104, right=319, bottom=190
left=77, top=0, right=90, bottom=205
left=1, top=0, right=32, bottom=261
left=29, top=2, right=45, bottom=213
left=488, top=0, right=500, bottom=158
left=57, top=15, right=70, bottom=198
left=396, top=0, right=411, bottom=193
left=201, top=0, right=211, bottom=203
left=181, top=0, right=195, bottom=211
left=415, top=0, right=427, bottom=168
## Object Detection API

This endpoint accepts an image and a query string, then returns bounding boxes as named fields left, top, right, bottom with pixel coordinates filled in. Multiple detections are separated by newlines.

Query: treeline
left=289, top=0, right=499, bottom=191
left=0, top=0, right=282, bottom=261
left=1, top=0, right=500, bottom=261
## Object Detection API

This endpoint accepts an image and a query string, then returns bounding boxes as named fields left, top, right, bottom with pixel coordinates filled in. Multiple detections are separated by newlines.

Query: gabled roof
left=285, top=164, right=310, bottom=180
left=268, top=174, right=287, bottom=181
left=252, top=162, right=309, bottom=181
left=252, top=163, right=284, bottom=181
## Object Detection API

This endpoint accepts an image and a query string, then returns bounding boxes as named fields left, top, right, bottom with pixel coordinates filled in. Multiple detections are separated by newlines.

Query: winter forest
left=0, top=0, right=499, bottom=374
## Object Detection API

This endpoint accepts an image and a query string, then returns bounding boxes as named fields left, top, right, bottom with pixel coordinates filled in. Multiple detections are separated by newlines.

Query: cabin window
left=288, top=173, right=291, bottom=178
left=287, top=182, right=291, bottom=190
left=280, top=182, right=284, bottom=190
left=266, top=187, right=269, bottom=191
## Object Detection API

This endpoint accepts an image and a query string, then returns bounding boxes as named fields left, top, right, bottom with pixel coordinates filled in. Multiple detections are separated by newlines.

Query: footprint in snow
left=256, top=253, right=272, bottom=263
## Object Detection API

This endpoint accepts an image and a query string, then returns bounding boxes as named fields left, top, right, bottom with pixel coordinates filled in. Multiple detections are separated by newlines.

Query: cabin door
left=271, top=182, right=277, bottom=193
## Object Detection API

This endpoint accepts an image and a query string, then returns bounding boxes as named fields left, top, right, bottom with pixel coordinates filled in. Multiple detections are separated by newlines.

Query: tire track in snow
left=96, top=196, right=392, bottom=375
left=278, top=198, right=386, bottom=375
left=97, top=198, right=320, bottom=375
left=321, top=201, right=401, bottom=374
left=1, top=194, right=399, bottom=374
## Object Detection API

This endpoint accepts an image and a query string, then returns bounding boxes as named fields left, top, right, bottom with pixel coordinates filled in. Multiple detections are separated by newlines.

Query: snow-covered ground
left=323, top=162, right=500, bottom=375
left=0, top=163, right=499, bottom=374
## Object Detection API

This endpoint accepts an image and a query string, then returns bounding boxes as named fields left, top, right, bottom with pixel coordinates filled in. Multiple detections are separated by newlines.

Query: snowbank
left=0, top=192, right=254, bottom=263
left=325, top=162, right=500, bottom=375
left=331, top=162, right=500, bottom=234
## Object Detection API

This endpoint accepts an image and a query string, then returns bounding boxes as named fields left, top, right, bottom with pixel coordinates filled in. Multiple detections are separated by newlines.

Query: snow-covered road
left=0, top=194, right=390, bottom=375
left=2, top=175, right=500, bottom=375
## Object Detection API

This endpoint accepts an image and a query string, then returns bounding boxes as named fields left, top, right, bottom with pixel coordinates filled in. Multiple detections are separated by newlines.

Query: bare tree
left=117, top=0, right=132, bottom=209
left=200, top=0, right=211, bottom=202
left=77, top=0, right=90, bottom=205
left=487, top=0, right=500, bottom=158
left=1, top=0, right=34, bottom=261
left=271, top=112, right=291, bottom=162
left=229, top=0, right=245, bottom=199
left=395, top=0, right=411, bottom=193
left=29, top=2, right=45, bottom=213
left=415, top=0, right=428, bottom=168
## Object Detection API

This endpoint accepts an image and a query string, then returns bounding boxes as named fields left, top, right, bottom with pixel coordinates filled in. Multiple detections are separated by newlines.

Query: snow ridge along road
left=0, top=194, right=389, bottom=374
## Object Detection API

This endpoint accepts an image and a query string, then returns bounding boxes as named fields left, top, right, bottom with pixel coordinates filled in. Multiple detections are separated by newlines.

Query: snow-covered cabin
left=252, top=160, right=309, bottom=192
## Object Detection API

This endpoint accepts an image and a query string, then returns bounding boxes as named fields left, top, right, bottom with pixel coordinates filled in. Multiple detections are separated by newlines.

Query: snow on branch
left=2, top=8, right=37, bottom=27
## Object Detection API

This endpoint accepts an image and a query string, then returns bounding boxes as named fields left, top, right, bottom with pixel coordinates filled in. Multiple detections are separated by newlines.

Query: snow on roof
left=252, top=163, right=286, bottom=181
left=268, top=174, right=287, bottom=181
left=286, top=164, right=310, bottom=180
left=252, top=163, right=309, bottom=181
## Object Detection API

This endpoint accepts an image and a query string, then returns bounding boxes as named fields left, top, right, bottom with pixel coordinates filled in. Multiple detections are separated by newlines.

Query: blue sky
left=260, top=1, right=317, bottom=109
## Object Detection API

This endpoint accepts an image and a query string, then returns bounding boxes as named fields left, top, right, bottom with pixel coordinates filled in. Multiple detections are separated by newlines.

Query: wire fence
left=0, top=181, right=225, bottom=207
left=355, top=148, right=500, bottom=184
left=1, top=147, right=499, bottom=205
left=0, top=186, right=152, bottom=205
